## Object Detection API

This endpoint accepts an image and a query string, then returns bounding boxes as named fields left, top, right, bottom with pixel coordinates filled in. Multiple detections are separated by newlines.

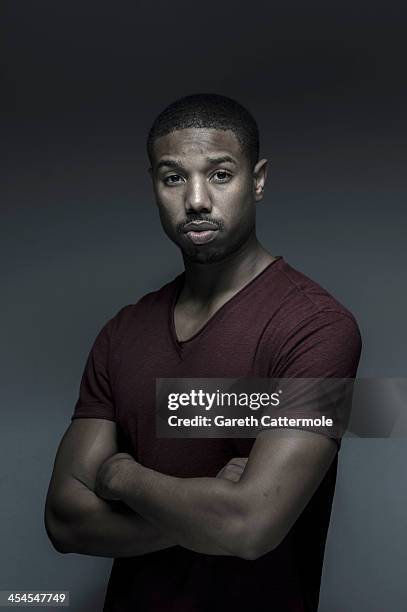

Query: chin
left=184, top=245, right=239, bottom=264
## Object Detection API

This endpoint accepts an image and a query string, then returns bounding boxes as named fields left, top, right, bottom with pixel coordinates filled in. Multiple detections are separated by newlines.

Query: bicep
left=238, top=429, right=337, bottom=552
left=45, top=419, right=118, bottom=520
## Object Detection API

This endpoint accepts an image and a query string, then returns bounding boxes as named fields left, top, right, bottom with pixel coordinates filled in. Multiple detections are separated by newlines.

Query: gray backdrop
left=2, top=1, right=406, bottom=610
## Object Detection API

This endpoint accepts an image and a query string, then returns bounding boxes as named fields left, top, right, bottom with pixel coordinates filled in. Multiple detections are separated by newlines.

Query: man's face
left=149, top=128, right=266, bottom=264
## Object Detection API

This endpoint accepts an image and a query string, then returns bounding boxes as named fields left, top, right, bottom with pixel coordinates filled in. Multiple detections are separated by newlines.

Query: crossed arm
left=45, top=418, right=337, bottom=560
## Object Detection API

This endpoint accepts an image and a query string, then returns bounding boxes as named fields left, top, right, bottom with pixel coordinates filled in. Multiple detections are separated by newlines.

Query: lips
left=182, top=221, right=219, bottom=232
left=186, top=229, right=218, bottom=245
left=182, top=221, right=219, bottom=245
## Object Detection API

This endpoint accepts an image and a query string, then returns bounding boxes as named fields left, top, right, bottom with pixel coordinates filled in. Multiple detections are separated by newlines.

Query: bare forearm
left=113, top=462, right=247, bottom=557
left=46, top=481, right=175, bottom=558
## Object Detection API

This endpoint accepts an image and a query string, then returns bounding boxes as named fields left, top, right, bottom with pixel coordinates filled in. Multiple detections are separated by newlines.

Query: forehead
left=151, top=128, right=243, bottom=165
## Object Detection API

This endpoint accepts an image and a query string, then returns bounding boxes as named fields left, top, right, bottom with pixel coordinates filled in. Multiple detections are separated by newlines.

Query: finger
left=230, top=457, right=249, bottom=466
left=216, top=466, right=241, bottom=480
left=222, top=469, right=241, bottom=482
left=227, top=461, right=248, bottom=471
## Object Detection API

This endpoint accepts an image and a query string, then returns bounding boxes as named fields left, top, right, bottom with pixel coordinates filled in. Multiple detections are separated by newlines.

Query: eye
left=212, top=170, right=232, bottom=183
left=164, top=174, right=185, bottom=186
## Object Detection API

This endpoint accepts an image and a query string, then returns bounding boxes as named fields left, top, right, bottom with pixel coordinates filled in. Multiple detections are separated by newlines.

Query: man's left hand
left=95, top=453, right=135, bottom=501
left=216, top=457, right=248, bottom=482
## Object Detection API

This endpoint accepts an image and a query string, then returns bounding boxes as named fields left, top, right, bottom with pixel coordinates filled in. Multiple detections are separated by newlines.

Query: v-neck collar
left=169, top=255, right=284, bottom=355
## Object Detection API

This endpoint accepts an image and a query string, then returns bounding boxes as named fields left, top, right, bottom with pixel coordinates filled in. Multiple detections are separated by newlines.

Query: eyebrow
left=205, top=155, right=237, bottom=166
left=156, top=159, right=181, bottom=171
left=156, top=155, right=238, bottom=171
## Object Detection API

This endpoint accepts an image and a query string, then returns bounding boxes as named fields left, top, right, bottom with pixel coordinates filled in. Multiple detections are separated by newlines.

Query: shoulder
left=259, top=259, right=362, bottom=376
left=263, top=257, right=360, bottom=333
left=101, top=273, right=182, bottom=339
left=270, top=258, right=358, bottom=321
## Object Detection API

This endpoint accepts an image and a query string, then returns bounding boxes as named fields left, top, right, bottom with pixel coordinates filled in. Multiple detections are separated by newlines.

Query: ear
left=253, top=159, right=268, bottom=202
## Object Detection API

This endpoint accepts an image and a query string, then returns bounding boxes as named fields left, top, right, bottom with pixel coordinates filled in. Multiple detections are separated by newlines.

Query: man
left=45, top=94, right=362, bottom=611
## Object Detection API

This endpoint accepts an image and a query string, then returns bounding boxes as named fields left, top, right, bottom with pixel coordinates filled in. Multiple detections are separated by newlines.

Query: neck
left=180, top=233, right=277, bottom=304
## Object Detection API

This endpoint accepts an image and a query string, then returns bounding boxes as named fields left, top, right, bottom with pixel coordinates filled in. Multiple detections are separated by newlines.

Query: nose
left=185, top=175, right=212, bottom=213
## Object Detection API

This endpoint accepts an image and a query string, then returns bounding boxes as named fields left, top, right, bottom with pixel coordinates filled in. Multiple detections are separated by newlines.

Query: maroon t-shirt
left=72, top=256, right=362, bottom=612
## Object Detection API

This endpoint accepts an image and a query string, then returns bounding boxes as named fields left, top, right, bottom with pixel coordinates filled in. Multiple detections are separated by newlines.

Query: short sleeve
left=266, top=310, right=362, bottom=450
left=71, top=317, right=116, bottom=422
left=271, top=310, right=362, bottom=379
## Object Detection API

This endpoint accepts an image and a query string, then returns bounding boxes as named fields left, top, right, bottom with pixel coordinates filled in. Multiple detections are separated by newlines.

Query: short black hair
left=147, top=93, right=260, bottom=168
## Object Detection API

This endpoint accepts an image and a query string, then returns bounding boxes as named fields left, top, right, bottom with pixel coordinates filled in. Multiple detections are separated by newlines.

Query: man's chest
left=110, top=335, right=262, bottom=468
left=173, top=295, right=240, bottom=343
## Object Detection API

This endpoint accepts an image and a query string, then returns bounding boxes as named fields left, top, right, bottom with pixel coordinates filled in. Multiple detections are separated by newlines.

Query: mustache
left=177, top=215, right=225, bottom=233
